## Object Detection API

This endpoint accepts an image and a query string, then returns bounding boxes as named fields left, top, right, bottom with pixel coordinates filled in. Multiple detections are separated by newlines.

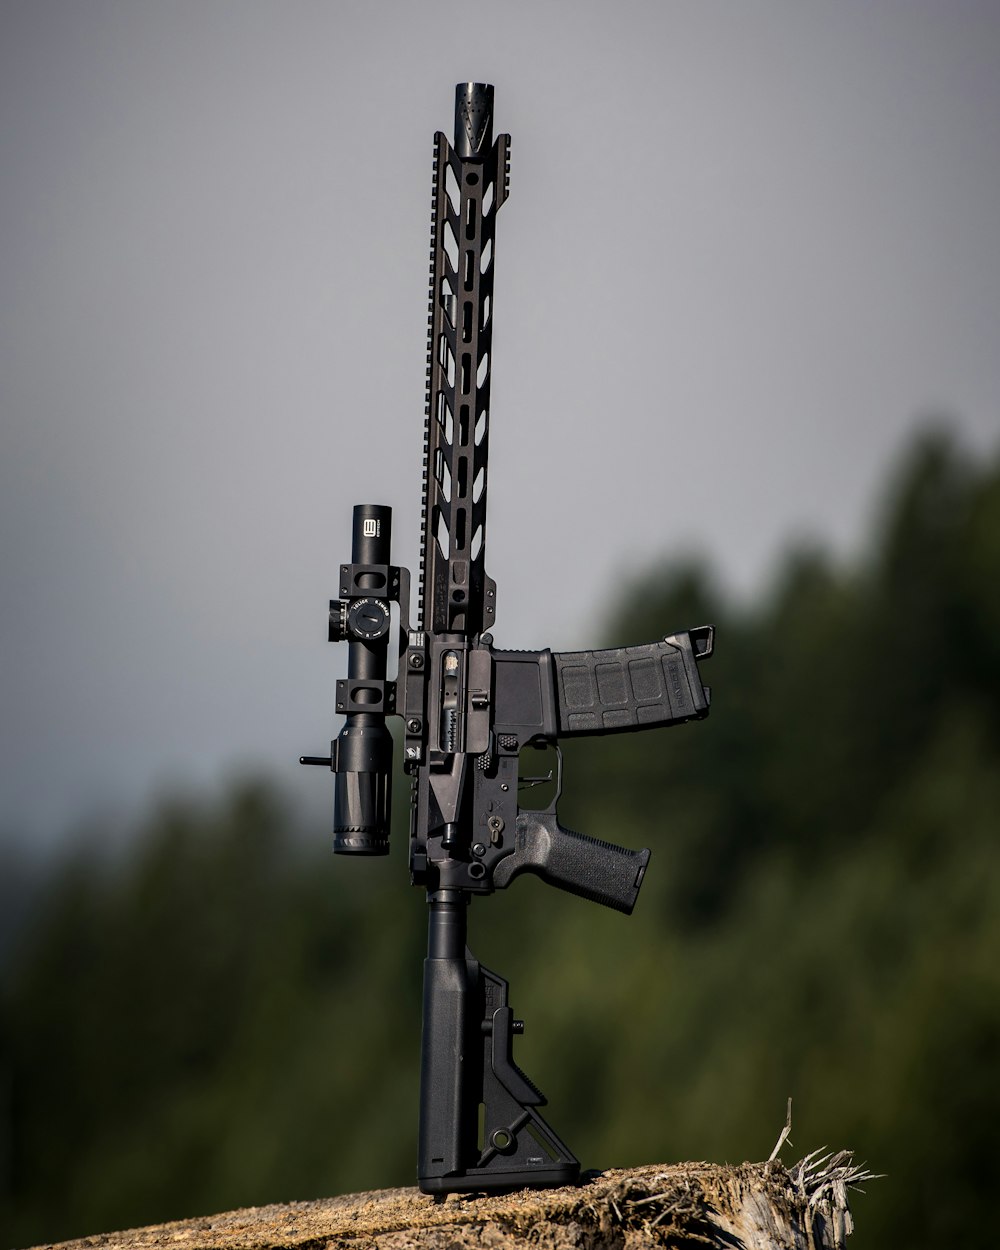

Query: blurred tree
left=1, top=783, right=424, bottom=1244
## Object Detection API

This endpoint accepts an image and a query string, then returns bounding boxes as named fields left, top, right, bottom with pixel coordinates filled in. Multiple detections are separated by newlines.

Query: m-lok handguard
left=302, top=84, right=714, bottom=1194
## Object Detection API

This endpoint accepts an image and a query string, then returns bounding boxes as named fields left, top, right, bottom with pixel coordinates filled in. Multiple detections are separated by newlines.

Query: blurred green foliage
left=3, top=428, right=999, bottom=1248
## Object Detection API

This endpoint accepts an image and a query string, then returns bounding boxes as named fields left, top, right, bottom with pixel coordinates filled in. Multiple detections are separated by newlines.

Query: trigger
left=550, top=744, right=564, bottom=812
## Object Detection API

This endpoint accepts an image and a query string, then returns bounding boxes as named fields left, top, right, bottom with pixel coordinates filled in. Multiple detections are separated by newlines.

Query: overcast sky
left=2, top=1, right=998, bottom=851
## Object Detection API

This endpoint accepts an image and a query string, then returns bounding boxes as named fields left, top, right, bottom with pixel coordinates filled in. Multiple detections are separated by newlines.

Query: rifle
left=301, top=83, right=714, bottom=1194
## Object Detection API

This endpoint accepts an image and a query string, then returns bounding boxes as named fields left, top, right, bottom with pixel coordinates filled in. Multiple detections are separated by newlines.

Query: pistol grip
left=492, top=810, right=650, bottom=914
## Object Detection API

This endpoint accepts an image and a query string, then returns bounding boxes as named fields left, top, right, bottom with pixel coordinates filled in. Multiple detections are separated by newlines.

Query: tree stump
left=29, top=1154, right=873, bottom=1250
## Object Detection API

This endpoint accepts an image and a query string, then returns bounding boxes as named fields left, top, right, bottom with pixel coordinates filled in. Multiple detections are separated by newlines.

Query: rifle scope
left=318, top=503, right=395, bottom=855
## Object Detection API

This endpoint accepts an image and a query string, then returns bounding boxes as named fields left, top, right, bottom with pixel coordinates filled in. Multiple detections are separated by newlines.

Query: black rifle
left=302, top=83, right=714, bottom=1194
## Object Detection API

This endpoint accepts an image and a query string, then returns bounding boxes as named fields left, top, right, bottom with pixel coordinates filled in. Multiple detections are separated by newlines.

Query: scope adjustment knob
left=328, top=599, right=349, bottom=642
left=347, top=597, right=391, bottom=641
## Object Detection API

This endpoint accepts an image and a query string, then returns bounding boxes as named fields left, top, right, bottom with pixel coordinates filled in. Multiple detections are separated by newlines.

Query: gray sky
left=2, top=0, right=998, bottom=850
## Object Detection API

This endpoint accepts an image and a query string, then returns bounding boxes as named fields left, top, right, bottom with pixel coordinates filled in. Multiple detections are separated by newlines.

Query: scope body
left=331, top=503, right=394, bottom=854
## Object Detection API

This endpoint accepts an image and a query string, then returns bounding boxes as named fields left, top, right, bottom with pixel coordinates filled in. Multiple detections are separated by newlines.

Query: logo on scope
left=363, top=518, right=380, bottom=538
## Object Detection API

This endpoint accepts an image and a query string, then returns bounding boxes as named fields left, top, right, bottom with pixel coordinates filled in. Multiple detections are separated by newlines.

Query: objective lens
left=332, top=722, right=392, bottom=855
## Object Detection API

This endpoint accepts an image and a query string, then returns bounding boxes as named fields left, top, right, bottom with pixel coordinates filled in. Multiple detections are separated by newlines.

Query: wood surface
left=31, top=1152, right=874, bottom=1250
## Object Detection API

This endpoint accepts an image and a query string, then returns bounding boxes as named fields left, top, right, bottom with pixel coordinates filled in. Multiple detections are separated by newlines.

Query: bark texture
left=30, top=1154, right=873, bottom=1250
